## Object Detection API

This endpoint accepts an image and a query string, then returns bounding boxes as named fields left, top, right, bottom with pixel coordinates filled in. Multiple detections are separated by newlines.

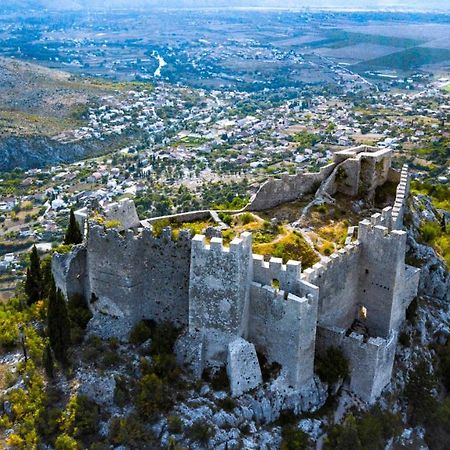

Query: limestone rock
left=227, top=338, right=262, bottom=397
left=175, top=330, right=204, bottom=379
left=76, top=370, right=116, bottom=406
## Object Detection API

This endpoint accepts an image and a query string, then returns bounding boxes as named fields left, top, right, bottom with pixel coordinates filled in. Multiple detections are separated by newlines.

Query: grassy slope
left=0, top=57, right=151, bottom=138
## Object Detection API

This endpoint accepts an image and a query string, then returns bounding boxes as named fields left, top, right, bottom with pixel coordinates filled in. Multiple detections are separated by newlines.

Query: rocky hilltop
left=0, top=58, right=141, bottom=170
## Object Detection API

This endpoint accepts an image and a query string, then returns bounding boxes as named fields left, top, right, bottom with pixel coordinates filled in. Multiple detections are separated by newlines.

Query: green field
left=354, top=47, right=450, bottom=73
left=305, top=30, right=424, bottom=50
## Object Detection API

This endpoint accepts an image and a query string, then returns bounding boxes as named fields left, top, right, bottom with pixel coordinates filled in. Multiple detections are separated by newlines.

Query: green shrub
left=325, top=408, right=401, bottom=450
left=167, top=415, right=183, bottom=434
left=152, top=218, right=171, bottom=237
left=202, top=367, right=230, bottom=391
left=398, top=331, right=410, bottom=347
left=59, top=395, right=100, bottom=440
left=137, top=373, right=171, bottom=419
left=437, top=340, right=450, bottom=392
left=218, top=212, right=232, bottom=226
left=420, top=221, right=441, bottom=243
left=129, top=321, right=152, bottom=345
left=315, top=347, right=349, bottom=386
left=108, top=414, right=153, bottom=448
left=67, top=294, right=93, bottom=331
left=55, top=433, right=79, bottom=450
left=281, top=426, right=309, bottom=450
left=217, top=397, right=237, bottom=412
left=405, top=360, right=438, bottom=426
left=240, top=212, right=254, bottom=225
left=325, top=414, right=362, bottom=450
left=187, top=420, right=215, bottom=444
left=105, top=219, right=121, bottom=229
left=101, top=350, right=121, bottom=368
left=114, top=376, right=133, bottom=407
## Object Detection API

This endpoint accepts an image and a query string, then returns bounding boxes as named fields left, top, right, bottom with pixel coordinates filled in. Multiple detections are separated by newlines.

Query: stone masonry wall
left=252, top=255, right=319, bottom=301
left=188, top=233, right=253, bottom=367
left=85, top=225, right=192, bottom=338
left=317, top=326, right=397, bottom=403
left=247, top=163, right=335, bottom=211
left=392, top=164, right=410, bottom=230
left=248, top=282, right=317, bottom=388
left=104, top=198, right=141, bottom=231
left=357, top=219, right=408, bottom=338
left=52, top=245, right=88, bottom=300
left=301, top=243, right=361, bottom=330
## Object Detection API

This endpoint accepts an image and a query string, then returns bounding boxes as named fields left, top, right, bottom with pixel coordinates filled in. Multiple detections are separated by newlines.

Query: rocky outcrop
left=0, top=135, right=115, bottom=171
left=406, top=195, right=449, bottom=302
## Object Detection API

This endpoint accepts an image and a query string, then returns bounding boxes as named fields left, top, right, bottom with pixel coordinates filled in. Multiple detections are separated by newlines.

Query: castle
left=53, top=146, right=420, bottom=404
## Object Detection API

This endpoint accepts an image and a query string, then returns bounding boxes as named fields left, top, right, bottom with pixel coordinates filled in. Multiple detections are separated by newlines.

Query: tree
left=43, top=343, right=54, bottom=379
left=25, top=245, right=42, bottom=305
left=47, top=279, right=71, bottom=365
left=64, top=210, right=82, bottom=245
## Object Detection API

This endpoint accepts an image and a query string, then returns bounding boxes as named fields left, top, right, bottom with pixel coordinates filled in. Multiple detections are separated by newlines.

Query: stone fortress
left=53, top=145, right=420, bottom=404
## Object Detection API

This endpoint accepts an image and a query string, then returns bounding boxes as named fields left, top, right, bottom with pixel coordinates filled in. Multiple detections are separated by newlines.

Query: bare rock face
left=407, top=233, right=449, bottom=302
left=407, top=195, right=449, bottom=302
left=0, top=135, right=110, bottom=171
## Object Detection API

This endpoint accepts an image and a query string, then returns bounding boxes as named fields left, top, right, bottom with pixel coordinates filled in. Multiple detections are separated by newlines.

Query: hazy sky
left=15, top=0, right=450, bottom=11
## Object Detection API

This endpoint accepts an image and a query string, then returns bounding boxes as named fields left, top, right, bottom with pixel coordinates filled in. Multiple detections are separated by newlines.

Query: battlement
left=249, top=281, right=318, bottom=388
left=88, top=223, right=192, bottom=246
left=191, top=232, right=252, bottom=256
left=301, top=242, right=360, bottom=284
left=251, top=281, right=314, bottom=308
left=392, top=164, right=410, bottom=230
left=333, top=145, right=392, bottom=164
left=357, top=217, right=407, bottom=244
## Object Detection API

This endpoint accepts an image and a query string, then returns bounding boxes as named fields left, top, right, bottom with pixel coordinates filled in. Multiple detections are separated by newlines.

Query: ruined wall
left=104, top=198, right=141, bottom=230
left=145, top=210, right=211, bottom=225
left=334, top=158, right=361, bottom=197
left=302, top=244, right=361, bottom=330
left=188, top=233, right=253, bottom=366
left=317, top=326, right=397, bottom=403
left=52, top=245, right=88, bottom=300
left=248, top=282, right=317, bottom=388
left=247, top=164, right=335, bottom=211
left=85, top=225, right=192, bottom=338
left=252, top=255, right=319, bottom=301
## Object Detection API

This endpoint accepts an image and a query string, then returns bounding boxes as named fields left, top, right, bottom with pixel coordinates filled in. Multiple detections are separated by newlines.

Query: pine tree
left=25, top=245, right=42, bottom=305
left=64, top=209, right=83, bottom=245
left=43, top=343, right=54, bottom=379
left=47, top=279, right=71, bottom=365
left=167, top=437, right=177, bottom=450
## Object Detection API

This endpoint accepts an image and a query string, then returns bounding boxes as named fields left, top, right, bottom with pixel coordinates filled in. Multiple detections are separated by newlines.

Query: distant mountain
left=3, top=0, right=450, bottom=12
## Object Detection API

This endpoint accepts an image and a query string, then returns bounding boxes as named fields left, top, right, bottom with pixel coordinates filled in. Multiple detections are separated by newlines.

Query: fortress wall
left=249, top=282, right=317, bottom=387
left=357, top=220, right=408, bottom=337
left=104, top=198, right=141, bottom=230
left=387, top=167, right=401, bottom=183
left=85, top=225, right=192, bottom=338
left=145, top=210, right=211, bottom=225
left=52, top=245, right=88, bottom=300
left=334, top=158, right=361, bottom=197
left=317, top=326, right=397, bottom=403
left=188, top=233, right=253, bottom=366
left=247, top=163, right=335, bottom=211
left=302, top=243, right=361, bottom=330
left=391, top=165, right=410, bottom=230
left=252, top=255, right=319, bottom=301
